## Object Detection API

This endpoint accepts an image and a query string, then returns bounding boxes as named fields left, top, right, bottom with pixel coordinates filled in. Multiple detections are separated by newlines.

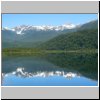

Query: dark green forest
left=40, top=29, right=98, bottom=50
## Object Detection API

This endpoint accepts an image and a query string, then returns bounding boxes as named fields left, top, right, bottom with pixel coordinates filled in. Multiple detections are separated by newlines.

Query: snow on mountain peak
left=3, top=23, right=77, bottom=35
left=62, top=24, right=76, bottom=29
left=3, top=27, right=15, bottom=31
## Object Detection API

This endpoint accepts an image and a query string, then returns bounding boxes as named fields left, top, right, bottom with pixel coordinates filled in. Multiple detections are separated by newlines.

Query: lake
left=2, top=53, right=98, bottom=86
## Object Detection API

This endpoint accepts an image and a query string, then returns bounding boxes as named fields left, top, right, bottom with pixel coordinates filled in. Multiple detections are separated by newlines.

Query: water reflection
left=44, top=53, right=98, bottom=80
left=2, top=53, right=98, bottom=86
left=2, top=67, right=80, bottom=79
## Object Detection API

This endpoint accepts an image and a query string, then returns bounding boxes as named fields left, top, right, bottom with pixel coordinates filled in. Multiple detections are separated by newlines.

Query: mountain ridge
left=2, top=20, right=98, bottom=49
left=2, top=23, right=77, bottom=35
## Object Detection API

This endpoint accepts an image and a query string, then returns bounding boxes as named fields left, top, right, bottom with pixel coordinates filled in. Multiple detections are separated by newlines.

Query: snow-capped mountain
left=2, top=20, right=98, bottom=48
left=2, top=24, right=76, bottom=35
left=2, top=24, right=78, bottom=48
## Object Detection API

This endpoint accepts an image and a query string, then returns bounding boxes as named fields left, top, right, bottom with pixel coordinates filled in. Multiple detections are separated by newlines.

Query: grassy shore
left=2, top=48, right=98, bottom=56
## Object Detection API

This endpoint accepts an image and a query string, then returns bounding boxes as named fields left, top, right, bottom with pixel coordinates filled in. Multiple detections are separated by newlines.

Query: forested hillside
left=41, top=29, right=98, bottom=50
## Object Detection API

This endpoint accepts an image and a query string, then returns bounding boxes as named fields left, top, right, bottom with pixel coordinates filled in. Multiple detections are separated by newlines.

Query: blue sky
left=2, top=14, right=98, bottom=28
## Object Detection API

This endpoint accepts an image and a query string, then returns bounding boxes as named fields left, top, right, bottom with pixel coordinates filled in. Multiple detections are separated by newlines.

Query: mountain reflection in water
left=2, top=53, right=98, bottom=86
left=2, top=67, right=81, bottom=79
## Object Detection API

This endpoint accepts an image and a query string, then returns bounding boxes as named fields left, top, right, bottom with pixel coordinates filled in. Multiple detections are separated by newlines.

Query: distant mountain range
left=2, top=23, right=78, bottom=48
left=2, top=20, right=98, bottom=49
left=3, top=23, right=77, bottom=34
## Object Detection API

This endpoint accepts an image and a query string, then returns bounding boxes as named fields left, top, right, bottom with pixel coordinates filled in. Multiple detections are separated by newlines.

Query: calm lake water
left=2, top=53, right=98, bottom=86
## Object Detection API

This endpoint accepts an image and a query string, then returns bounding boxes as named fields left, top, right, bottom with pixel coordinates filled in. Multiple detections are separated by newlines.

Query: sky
left=2, top=14, right=98, bottom=28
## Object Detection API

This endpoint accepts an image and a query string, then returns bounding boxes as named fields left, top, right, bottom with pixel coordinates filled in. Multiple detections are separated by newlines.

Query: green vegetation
left=2, top=28, right=98, bottom=56
left=41, top=29, right=98, bottom=50
left=2, top=48, right=44, bottom=56
left=2, top=48, right=98, bottom=56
